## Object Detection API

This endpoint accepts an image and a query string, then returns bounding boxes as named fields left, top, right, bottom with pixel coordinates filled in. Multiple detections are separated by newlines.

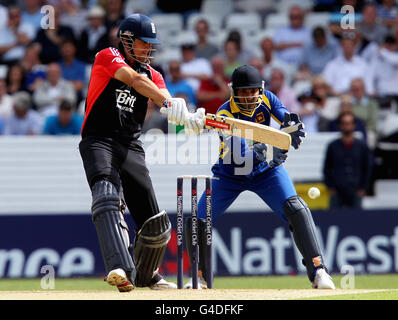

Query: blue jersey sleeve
left=265, top=91, right=289, bottom=125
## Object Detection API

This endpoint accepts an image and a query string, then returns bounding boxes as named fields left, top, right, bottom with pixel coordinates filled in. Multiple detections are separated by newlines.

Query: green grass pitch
left=0, top=274, right=397, bottom=299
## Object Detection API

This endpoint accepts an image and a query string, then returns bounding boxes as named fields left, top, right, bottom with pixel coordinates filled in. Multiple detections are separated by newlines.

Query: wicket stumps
left=177, top=175, right=213, bottom=289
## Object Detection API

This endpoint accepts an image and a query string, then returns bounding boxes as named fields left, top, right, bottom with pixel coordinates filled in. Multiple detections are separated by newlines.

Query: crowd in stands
left=0, top=0, right=397, bottom=148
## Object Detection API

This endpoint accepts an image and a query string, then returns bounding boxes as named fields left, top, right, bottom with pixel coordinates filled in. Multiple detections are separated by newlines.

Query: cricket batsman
left=79, top=14, right=203, bottom=292
left=183, top=65, right=335, bottom=289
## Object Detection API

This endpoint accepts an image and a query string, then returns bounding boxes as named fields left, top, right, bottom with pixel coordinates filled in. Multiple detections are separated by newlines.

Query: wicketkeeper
left=182, top=65, right=335, bottom=290
left=79, top=14, right=203, bottom=292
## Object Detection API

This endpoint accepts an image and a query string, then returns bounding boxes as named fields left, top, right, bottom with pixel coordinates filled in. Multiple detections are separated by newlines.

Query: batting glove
left=184, top=108, right=205, bottom=135
left=280, top=113, right=306, bottom=150
left=160, top=98, right=189, bottom=126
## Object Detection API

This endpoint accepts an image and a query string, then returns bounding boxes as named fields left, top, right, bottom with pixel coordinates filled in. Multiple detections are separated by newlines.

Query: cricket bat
left=205, top=113, right=292, bottom=150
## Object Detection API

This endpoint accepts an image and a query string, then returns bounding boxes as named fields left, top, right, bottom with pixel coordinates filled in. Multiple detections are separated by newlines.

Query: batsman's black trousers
left=79, top=136, right=160, bottom=228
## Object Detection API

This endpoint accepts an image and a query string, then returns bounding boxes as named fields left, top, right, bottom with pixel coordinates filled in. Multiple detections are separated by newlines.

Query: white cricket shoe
left=106, top=268, right=135, bottom=292
left=312, top=268, right=336, bottom=289
left=183, top=277, right=208, bottom=289
left=150, top=277, right=177, bottom=290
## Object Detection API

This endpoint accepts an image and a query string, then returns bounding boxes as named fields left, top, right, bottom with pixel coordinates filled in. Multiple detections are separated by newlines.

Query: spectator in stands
left=323, top=111, right=373, bottom=209
left=272, top=6, right=311, bottom=65
left=42, top=99, right=83, bottom=135
left=33, top=62, right=77, bottom=117
left=322, top=32, right=374, bottom=95
left=222, top=38, right=244, bottom=78
left=259, top=37, right=295, bottom=85
left=299, top=26, right=338, bottom=75
left=0, top=3, right=7, bottom=31
left=0, top=7, right=36, bottom=66
left=77, top=6, right=109, bottom=64
left=21, top=43, right=47, bottom=93
left=0, top=79, right=13, bottom=119
left=142, top=100, right=168, bottom=134
left=21, top=0, right=43, bottom=35
left=358, top=3, right=389, bottom=45
left=196, top=56, right=230, bottom=115
left=377, top=0, right=398, bottom=27
left=33, top=7, right=75, bottom=64
left=268, top=68, right=301, bottom=115
left=59, top=0, right=89, bottom=38
left=105, top=0, right=126, bottom=31
left=299, top=76, right=340, bottom=133
left=328, top=95, right=368, bottom=141
left=194, top=19, right=219, bottom=60
left=3, top=91, right=42, bottom=135
left=350, top=78, right=379, bottom=139
left=370, top=35, right=398, bottom=99
left=179, top=42, right=213, bottom=93
left=165, top=60, right=197, bottom=106
left=59, top=39, right=87, bottom=100
left=225, top=30, right=255, bottom=65
left=5, top=64, right=27, bottom=95
left=249, top=56, right=265, bottom=79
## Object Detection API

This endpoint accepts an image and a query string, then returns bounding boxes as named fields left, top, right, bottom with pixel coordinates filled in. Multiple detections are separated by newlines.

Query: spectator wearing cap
left=59, top=39, right=87, bottom=101
left=369, top=35, right=398, bottom=98
left=77, top=6, right=109, bottom=64
left=33, top=62, right=77, bottom=117
left=299, top=76, right=340, bottom=133
left=272, top=6, right=311, bottom=66
left=33, top=6, right=75, bottom=64
left=0, top=7, right=36, bottom=65
left=359, top=3, right=389, bottom=45
left=322, top=32, right=374, bottom=95
left=166, top=60, right=197, bottom=106
left=42, top=99, right=83, bottom=135
left=299, top=26, right=338, bottom=75
left=4, top=91, right=42, bottom=135
left=194, top=19, right=219, bottom=60
left=179, top=42, right=213, bottom=93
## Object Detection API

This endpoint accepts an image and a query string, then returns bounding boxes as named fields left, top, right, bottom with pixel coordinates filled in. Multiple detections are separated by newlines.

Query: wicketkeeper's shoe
left=312, top=268, right=336, bottom=289
left=106, top=268, right=135, bottom=292
left=149, top=273, right=177, bottom=290
left=183, top=277, right=208, bottom=289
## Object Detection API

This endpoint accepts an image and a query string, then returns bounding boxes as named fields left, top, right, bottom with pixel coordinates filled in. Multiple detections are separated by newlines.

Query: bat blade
left=205, top=114, right=291, bottom=150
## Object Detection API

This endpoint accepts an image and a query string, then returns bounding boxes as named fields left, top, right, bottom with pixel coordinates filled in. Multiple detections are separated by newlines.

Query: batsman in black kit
left=79, top=14, right=203, bottom=292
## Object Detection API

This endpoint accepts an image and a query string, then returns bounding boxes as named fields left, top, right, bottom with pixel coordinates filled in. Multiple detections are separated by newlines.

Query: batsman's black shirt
left=81, top=47, right=166, bottom=141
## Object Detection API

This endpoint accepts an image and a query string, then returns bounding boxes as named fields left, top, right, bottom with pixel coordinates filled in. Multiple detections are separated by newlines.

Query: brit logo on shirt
left=255, top=112, right=265, bottom=123
left=115, top=89, right=136, bottom=113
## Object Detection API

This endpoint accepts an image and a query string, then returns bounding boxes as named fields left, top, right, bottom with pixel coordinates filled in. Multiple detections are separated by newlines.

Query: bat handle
left=160, top=107, right=168, bottom=115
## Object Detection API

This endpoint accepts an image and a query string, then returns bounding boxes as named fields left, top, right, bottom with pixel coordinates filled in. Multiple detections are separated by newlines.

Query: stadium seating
left=225, top=13, right=263, bottom=35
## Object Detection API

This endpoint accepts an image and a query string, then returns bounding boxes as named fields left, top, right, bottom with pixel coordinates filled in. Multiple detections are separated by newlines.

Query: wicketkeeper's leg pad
left=133, top=210, right=171, bottom=287
left=91, top=180, right=136, bottom=282
left=284, top=195, right=326, bottom=281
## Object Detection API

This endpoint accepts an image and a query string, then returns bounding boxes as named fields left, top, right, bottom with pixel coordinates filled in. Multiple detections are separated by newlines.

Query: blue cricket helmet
left=118, top=14, right=161, bottom=45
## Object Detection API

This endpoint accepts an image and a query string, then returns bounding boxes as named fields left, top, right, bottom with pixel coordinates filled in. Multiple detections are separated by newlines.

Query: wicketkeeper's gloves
left=280, top=113, right=307, bottom=150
